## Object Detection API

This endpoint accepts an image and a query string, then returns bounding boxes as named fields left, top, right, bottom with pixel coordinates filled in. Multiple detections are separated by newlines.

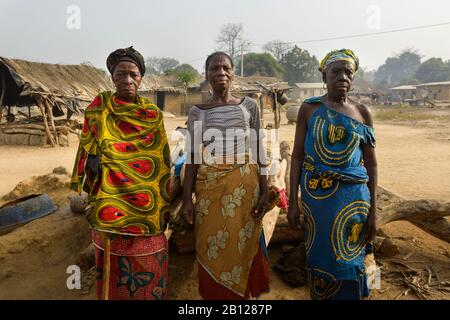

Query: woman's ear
left=322, top=72, right=327, bottom=84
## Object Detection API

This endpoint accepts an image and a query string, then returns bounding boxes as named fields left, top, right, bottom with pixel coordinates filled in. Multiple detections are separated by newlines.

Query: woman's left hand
left=252, top=191, right=269, bottom=220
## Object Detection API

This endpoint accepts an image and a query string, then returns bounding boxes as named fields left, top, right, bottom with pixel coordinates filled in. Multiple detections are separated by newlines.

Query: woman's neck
left=325, top=93, right=347, bottom=105
left=208, top=90, right=237, bottom=104
left=115, top=93, right=137, bottom=103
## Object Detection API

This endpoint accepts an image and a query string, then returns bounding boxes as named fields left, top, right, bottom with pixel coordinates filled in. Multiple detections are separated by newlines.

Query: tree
left=166, top=64, right=200, bottom=77
left=397, top=76, right=421, bottom=86
left=242, top=53, right=283, bottom=77
left=145, top=57, right=161, bottom=75
left=280, top=46, right=321, bottom=84
left=157, top=58, right=179, bottom=74
left=373, top=49, right=421, bottom=86
left=415, top=58, right=450, bottom=83
left=177, top=70, right=198, bottom=112
left=145, top=57, right=180, bottom=75
left=216, top=23, right=251, bottom=63
left=263, top=40, right=292, bottom=62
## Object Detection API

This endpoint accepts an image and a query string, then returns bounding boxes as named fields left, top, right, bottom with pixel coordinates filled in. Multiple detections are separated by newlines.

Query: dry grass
left=373, top=105, right=450, bottom=125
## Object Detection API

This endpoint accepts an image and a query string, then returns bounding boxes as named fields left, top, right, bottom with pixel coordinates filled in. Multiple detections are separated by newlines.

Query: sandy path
left=376, top=124, right=450, bottom=201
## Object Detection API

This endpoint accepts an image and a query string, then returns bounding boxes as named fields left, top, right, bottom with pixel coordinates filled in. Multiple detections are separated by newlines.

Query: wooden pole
left=44, top=98, right=59, bottom=146
left=0, top=73, right=5, bottom=125
left=38, top=101, right=56, bottom=147
left=272, top=91, right=280, bottom=129
left=240, top=43, right=244, bottom=77
left=102, top=232, right=111, bottom=300
left=259, top=94, right=264, bottom=123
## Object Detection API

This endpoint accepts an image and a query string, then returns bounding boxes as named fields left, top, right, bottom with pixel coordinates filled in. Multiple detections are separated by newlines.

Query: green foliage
left=145, top=57, right=180, bottom=75
left=177, top=69, right=198, bottom=88
left=242, top=53, right=283, bottom=77
left=373, top=49, right=421, bottom=86
left=165, top=64, right=200, bottom=77
left=415, top=58, right=450, bottom=83
left=280, top=46, right=321, bottom=84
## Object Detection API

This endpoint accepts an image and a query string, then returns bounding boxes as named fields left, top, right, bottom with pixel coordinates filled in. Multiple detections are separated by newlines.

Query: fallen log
left=376, top=186, right=450, bottom=243
left=410, top=218, right=450, bottom=243
left=377, top=199, right=450, bottom=226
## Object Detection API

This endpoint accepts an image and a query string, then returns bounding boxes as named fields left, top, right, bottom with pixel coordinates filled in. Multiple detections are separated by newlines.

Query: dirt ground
left=0, top=106, right=449, bottom=300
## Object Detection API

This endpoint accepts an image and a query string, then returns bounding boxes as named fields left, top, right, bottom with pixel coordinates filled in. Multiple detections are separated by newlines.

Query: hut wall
left=139, top=91, right=202, bottom=115
left=418, top=85, right=450, bottom=101
left=139, top=92, right=157, bottom=104
left=164, top=93, right=185, bottom=115
left=0, top=131, right=46, bottom=146
left=165, top=92, right=204, bottom=115
left=291, top=87, right=326, bottom=102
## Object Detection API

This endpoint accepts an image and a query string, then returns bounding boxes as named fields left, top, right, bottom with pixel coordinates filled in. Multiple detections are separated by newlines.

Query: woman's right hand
left=181, top=198, right=195, bottom=225
left=287, top=202, right=303, bottom=230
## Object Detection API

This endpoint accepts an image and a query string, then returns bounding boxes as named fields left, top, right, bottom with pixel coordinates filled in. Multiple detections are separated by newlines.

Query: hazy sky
left=1, top=0, right=450, bottom=73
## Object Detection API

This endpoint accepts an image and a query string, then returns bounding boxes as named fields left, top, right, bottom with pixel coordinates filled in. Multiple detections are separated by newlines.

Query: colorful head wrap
left=319, top=49, right=359, bottom=73
left=106, top=46, right=146, bottom=76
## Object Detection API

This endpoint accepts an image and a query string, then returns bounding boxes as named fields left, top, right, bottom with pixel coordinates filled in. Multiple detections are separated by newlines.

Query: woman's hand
left=365, top=208, right=377, bottom=243
left=181, top=198, right=195, bottom=225
left=287, top=201, right=303, bottom=230
left=252, top=190, right=269, bottom=220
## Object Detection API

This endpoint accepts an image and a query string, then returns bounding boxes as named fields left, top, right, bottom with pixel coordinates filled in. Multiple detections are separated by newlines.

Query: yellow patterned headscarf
left=319, top=49, right=359, bottom=73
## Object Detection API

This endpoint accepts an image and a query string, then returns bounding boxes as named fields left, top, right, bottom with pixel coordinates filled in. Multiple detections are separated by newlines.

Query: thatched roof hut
left=0, top=58, right=206, bottom=145
left=0, top=57, right=112, bottom=108
left=140, top=74, right=202, bottom=94
left=0, top=57, right=113, bottom=146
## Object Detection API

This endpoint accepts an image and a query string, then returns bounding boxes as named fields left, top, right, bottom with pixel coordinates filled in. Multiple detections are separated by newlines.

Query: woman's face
left=112, top=61, right=142, bottom=101
left=323, top=60, right=355, bottom=97
left=206, top=55, right=234, bottom=93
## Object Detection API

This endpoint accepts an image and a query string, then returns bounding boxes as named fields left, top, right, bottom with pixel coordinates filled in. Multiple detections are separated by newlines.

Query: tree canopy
left=145, top=57, right=180, bottom=75
left=242, top=53, right=283, bottom=77
left=373, top=49, right=421, bottom=87
left=415, top=58, right=450, bottom=83
left=280, top=46, right=321, bottom=84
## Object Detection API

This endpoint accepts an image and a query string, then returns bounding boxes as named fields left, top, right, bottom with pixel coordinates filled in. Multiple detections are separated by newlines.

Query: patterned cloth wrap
left=318, top=48, right=359, bottom=73
left=70, top=91, right=171, bottom=236
left=300, top=96, right=376, bottom=300
left=92, top=229, right=168, bottom=300
left=195, top=159, right=264, bottom=297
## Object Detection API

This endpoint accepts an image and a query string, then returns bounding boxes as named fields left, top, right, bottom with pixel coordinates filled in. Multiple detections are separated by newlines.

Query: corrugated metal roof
left=294, top=83, right=324, bottom=89
left=390, top=85, right=417, bottom=90
left=416, top=81, right=450, bottom=87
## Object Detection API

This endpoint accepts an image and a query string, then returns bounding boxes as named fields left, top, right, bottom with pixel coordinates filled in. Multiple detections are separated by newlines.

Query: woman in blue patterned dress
left=287, top=49, right=378, bottom=300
